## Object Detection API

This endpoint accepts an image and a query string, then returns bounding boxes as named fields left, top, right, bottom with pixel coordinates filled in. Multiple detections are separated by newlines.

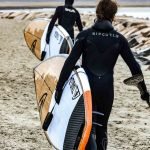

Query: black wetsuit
left=46, top=4, right=83, bottom=42
left=56, top=20, right=147, bottom=150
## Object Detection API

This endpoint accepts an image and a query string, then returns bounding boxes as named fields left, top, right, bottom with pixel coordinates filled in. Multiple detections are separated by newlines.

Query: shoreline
left=0, top=7, right=150, bottom=20
left=0, top=2, right=150, bottom=9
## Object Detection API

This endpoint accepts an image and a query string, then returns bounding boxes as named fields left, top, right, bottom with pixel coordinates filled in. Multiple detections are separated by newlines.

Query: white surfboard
left=24, top=18, right=73, bottom=61
left=34, top=55, right=92, bottom=150
left=45, top=67, right=91, bottom=150
left=41, top=23, right=73, bottom=60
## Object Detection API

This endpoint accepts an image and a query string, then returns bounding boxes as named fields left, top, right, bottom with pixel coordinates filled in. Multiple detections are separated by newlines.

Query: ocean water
left=0, top=0, right=149, bottom=2
left=0, top=7, right=149, bottom=19
left=117, top=7, right=150, bottom=19
left=78, top=7, right=150, bottom=19
left=0, top=0, right=95, bottom=2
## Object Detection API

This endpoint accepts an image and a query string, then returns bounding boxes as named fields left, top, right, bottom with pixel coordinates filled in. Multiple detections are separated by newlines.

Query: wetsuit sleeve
left=46, top=7, right=61, bottom=42
left=75, top=10, right=83, bottom=32
left=120, top=36, right=142, bottom=75
left=56, top=37, right=85, bottom=91
left=120, top=36, right=148, bottom=93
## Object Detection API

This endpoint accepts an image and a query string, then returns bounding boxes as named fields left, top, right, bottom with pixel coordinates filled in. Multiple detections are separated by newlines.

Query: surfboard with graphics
left=34, top=55, right=92, bottom=150
left=24, top=18, right=73, bottom=60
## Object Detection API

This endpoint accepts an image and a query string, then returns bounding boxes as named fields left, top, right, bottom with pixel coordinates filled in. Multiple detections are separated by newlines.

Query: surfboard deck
left=24, top=18, right=73, bottom=60
left=34, top=55, right=92, bottom=150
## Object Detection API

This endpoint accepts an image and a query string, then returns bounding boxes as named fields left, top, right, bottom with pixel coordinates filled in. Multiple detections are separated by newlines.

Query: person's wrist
left=141, top=91, right=149, bottom=101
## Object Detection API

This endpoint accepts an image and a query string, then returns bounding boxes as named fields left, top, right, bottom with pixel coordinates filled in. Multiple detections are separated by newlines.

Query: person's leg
left=95, top=87, right=114, bottom=150
left=86, top=71, right=114, bottom=150
left=96, top=126, right=108, bottom=150
left=86, top=133, right=97, bottom=150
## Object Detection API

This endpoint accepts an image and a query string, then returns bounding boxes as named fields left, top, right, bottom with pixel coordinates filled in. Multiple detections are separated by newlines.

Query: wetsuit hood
left=92, top=20, right=114, bottom=32
left=65, top=0, right=74, bottom=6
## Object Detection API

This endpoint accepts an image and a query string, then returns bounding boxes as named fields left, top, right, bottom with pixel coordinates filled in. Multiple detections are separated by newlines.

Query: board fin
left=41, top=51, right=47, bottom=61
left=42, top=112, right=53, bottom=131
left=123, top=74, right=143, bottom=86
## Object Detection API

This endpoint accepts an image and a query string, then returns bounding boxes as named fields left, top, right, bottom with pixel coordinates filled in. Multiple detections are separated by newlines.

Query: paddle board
left=34, top=55, right=92, bottom=150
left=24, top=18, right=73, bottom=60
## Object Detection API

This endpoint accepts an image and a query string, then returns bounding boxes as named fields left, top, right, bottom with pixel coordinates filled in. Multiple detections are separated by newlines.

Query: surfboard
left=34, top=55, right=92, bottom=150
left=24, top=18, right=73, bottom=60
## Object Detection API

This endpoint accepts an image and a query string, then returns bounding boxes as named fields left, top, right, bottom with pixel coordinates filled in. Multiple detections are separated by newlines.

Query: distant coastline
left=0, top=2, right=150, bottom=9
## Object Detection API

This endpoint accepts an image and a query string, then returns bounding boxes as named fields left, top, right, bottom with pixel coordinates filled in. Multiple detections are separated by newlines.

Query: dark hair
left=96, top=0, right=118, bottom=21
left=65, top=0, right=74, bottom=6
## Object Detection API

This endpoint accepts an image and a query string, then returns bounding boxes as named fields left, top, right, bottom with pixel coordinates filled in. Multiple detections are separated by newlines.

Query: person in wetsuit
left=54, top=0, right=150, bottom=149
left=46, top=0, right=83, bottom=43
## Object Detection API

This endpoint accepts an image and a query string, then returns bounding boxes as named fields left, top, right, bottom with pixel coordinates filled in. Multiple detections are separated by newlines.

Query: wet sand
left=0, top=18, right=150, bottom=150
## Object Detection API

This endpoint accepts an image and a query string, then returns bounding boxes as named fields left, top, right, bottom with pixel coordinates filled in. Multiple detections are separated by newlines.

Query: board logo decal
left=69, top=77, right=80, bottom=100
left=54, top=31, right=63, bottom=44
left=31, top=39, right=37, bottom=53
left=54, top=31, right=59, bottom=40
left=39, top=93, right=48, bottom=114
left=58, top=35, right=63, bottom=44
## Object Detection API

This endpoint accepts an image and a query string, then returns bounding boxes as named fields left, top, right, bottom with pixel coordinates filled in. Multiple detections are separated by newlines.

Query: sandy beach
left=0, top=12, right=150, bottom=150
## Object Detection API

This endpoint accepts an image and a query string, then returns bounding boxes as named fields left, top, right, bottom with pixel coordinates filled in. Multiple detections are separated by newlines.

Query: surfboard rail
left=78, top=91, right=92, bottom=150
left=74, top=68, right=92, bottom=150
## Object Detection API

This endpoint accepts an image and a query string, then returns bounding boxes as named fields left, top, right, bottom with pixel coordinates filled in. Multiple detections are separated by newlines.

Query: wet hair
left=96, top=0, right=118, bottom=21
left=65, top=0, right=74, bottom=6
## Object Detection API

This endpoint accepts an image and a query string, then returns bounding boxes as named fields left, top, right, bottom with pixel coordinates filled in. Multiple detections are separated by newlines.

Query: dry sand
left=0, top=19, right=150, bottom=150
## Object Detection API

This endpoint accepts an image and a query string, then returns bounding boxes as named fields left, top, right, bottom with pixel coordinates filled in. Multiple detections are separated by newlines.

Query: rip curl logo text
left=92, top=32, right=119, bottom=38
left=69, top=77, right=80, bottom=100
left=65, top=8, right=76, bottom=13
